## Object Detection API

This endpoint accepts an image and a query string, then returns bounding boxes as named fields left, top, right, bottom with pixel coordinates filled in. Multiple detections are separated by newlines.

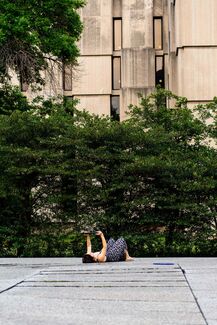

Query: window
left=63, top=64, right=72, bottom=91
left=113, top=18, right=122, bottom=51
left=112, top=57, right=121, bottom=90
left=155, top=56, right=164, bottom=88
left=64, top=96, right=74, bottom=115
left=111, top=95, right=120, bottom=121
left=20, top=77, right=28, bottom=92
left=153, top=17, right=163, bottom=50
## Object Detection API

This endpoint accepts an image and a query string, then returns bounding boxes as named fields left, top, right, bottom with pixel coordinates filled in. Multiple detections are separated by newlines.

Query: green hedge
left=1, top=227, right=216, bottom=257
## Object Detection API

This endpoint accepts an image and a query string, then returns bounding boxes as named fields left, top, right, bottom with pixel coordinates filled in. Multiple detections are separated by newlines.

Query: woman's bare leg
left=124, top=249, right=134, bottom=261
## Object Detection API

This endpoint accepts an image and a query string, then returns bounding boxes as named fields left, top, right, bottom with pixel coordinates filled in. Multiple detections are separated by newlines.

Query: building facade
left=72, top=0, right=158, bottom=121
left=168, top=0, right=217, bottom=107
left=23, top=0, right=217, bottom=120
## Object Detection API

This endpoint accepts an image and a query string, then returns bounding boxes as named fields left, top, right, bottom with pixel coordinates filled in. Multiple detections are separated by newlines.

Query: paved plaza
left=0, top=257, right=216, bottom=324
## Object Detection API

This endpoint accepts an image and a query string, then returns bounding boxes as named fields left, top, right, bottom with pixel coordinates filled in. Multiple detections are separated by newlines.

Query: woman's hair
left=82, top=254, right=96, bottom=263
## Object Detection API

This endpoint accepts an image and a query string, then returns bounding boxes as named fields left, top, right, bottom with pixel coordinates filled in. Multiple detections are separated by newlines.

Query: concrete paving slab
left=171, top=257, right=217, bottom=325
left=4, top=286, right=196, bottom=302
left=0, top=296, right=206, bottom=325
left=0, top=267, right=41, bottom=293
left=1, top=257, right=216, bottom=324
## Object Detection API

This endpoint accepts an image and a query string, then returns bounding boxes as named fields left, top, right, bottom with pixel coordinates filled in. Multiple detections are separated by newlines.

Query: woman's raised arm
left=85, top=234, right=92, bottom=254
left=96, top=231, right=107, bottom=262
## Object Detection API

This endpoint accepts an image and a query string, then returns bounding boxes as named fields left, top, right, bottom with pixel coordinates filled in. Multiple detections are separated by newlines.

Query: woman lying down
left=82, top=230, right=134, bottom=263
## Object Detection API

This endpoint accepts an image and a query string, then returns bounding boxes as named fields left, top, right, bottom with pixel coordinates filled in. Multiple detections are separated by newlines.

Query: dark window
left=112, top=57, right=121, bottom=90
left=111, top=95, right=120, bottom=121
left=153, top=17, right=163, bottom=50
left=155, top=55, right=165, bottom=88
left=64, top=96, right=74, bottom=115
left=20, top=77, right=28, bottom=92
left=113, top=18, right=122, bottom=51
left=64, top=96, right=74, bottom=102
left=63, top=64, right=72, bottom=91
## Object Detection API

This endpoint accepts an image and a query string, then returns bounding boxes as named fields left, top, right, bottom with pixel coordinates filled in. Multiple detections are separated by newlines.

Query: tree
left=74, top=116, right=138, bottom=234
left=126, top=88, right=217, bottom=252
left=0, top=96, right=78, bottom=255
left=0, top=0, right=85, bottom=84
left=0, top=84, right=31, bottom=115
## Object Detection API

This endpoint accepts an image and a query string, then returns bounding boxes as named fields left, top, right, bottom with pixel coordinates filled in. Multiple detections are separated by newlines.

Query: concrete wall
left=175, top=0, right=217, bottom=48
left=122, top=48, right=155, bottom=88
left=72, top=56, right=112, bottom=95
left=75, top=95, right=111, bottom=116
left=73, top=0, right=113, bottom=116
left=176, top=47, right=217, bottom=101
left=122, top=0, right=153, bottom=48
left=120, top=0, right=155, bottom=119
left=78, top=0, right=113, bottom=55
left=121, top=88, right=151, bottom=120
left=169, top=0, right=217, bottom=102
left=22, top=65, right=64, bottom=101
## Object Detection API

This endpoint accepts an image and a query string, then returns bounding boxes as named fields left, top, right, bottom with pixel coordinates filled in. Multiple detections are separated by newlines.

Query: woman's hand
left=95, top=230, right=107, bottom=262
left=83, top=232, right=91, bottom=236
left=95, top=230, right=103, bottom=236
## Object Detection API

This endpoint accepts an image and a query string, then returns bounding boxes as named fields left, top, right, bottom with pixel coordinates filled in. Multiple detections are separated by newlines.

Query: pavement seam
left=0, top=279, right=25, bottom=295
left=179, top=264, right=209, bottom=325
left=0, top=268, right=45, bottom=295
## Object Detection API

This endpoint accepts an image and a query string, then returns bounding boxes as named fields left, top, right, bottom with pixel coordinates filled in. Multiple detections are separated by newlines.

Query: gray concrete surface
left=0, top=257, right=216, bottom=325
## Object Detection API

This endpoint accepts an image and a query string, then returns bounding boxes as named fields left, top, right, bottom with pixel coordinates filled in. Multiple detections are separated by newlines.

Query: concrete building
left=168, top=0, right=217, bottom=108
left=22, top=0, right=217, bottom=120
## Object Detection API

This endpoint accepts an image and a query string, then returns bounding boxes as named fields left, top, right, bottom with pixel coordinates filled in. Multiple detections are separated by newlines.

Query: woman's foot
left=124, top=250, right=134, bottom=261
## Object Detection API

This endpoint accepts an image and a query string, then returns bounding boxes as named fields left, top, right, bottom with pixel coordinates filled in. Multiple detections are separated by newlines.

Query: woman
left=82, top=230, right=133, bottom=263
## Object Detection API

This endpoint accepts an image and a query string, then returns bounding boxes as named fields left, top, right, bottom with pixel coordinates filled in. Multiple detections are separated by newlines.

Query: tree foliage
left=0, top=84, right=31, bottom=115
left=0, top=0, right=85, bottom=84
left=125, top=89, right=217, bottom=249
left=0, top=87, right=216, bottom=256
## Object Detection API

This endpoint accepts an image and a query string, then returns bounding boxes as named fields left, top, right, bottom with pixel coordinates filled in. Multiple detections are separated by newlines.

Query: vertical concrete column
left=145, top=0, right=154, bottom=47
left=74, top=0, right=113, bottom=115
left=120, top=0, right=155, bottom=120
